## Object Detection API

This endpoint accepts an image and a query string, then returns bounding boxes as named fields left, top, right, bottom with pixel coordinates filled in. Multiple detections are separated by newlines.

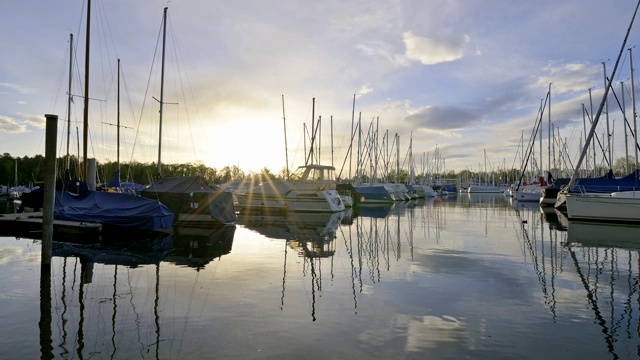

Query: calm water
left=1, top=195, right=639, bottom=359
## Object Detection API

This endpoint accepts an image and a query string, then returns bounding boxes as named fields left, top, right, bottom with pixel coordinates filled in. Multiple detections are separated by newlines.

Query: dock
left=0, top=212, right=102, bottom=240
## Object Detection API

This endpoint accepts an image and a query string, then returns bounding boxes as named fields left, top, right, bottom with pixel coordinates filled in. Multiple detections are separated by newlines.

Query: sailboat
left=234, top=98, right=345, bottom=213
left=235, top=164, right=346, bottom=213
left=559, top=0, right=640, bottom=222
left=140, top=8, right=236, bottom=227
left=515, top=89, right=550, bottom=203
left=467, top=150, right=505, bottom=193
left=19, top=2, right=175, bottom=234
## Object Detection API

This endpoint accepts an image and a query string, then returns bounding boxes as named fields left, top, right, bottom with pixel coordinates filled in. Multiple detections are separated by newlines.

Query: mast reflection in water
left=1, top=194, right=640, bottom=358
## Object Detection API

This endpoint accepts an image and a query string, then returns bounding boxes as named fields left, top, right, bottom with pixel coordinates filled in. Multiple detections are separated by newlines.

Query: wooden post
left=88, top=158, right=96, bottom=191
left=42, top=114, right=58, bottom=269
left=40, top=114, right=56, bottom=359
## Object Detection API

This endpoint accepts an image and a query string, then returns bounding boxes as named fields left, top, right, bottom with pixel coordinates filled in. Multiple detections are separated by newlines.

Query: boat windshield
left=290, top=166, right=335, bottom=181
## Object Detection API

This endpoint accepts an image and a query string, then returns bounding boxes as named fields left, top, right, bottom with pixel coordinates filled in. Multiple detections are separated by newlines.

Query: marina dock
left=0, top=212, right=102, bottom=240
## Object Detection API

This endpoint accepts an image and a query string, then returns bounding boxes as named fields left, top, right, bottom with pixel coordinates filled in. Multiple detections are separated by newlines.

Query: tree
left=613, top=156, right=637, bottom=176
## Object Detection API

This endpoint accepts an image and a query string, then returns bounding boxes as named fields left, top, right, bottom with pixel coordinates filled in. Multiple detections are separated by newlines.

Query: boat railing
left=571, top=184, right=640, bottom=195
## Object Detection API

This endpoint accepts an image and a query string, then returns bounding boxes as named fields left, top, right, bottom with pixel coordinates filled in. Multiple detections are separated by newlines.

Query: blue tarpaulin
left=54, top=190, right=175, bottom=230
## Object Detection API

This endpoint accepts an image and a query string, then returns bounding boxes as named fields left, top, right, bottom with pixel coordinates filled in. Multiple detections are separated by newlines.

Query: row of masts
left=64, top=2, right=169, bottom=184
left=283, top=95, right=446, bottom=185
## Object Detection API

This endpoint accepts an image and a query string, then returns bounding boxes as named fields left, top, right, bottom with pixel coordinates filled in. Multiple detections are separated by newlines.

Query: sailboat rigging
left=141, top=7, right=237, bottom=227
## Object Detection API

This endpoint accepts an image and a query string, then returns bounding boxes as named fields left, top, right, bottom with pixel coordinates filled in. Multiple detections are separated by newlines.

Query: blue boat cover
left=353, top=185, right=392, bottom=203
left=52, top=237, right=174, bottom=266
left=105, top=170, right=147, bottom=193
left=54, top=190, right=175, bottom=230
left=571, top=170, right=640, bottom=193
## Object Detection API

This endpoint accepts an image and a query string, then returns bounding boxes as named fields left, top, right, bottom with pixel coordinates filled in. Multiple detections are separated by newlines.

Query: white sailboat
left=234, top=99, right=345, bottom=213
left=235, top=164, right=345, bottom=213
left=562, top=1, right=640, bottom=223
left=468, top=150, right=504, bottom=193
left=565, top=191, right=640, bottom=223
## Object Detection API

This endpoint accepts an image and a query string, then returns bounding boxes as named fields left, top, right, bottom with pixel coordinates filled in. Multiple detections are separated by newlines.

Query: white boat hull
left=515, top=186, right=542, bottom=202
left=565, top=193, right=640, bottom=223
left=236, top=189, right=344, bottom=213
left=467, top=185, right=504, bottom=193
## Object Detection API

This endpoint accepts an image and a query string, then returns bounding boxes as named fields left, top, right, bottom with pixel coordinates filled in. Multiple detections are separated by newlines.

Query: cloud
left=0, top=246, right=23, bottom=266
left=534, top=62, right=600, bottom=94
left=403, top=32, right=469, bottom=65
left=21, top=114, right=46, bottom=129
left=0, top=82, right=33, bottom=94
left=0, top=115, right=28, bottom=134
left=404, top=106, right=478, bottom=130
left=357, top=41, right=410, bottom=68
left=357, top=84, right=373, bottom=97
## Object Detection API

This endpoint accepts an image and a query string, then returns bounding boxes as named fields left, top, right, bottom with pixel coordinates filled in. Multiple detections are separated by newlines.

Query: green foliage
left=613, top=156, right=637, bottom=176
left=0, top=153, right=260, bottom=186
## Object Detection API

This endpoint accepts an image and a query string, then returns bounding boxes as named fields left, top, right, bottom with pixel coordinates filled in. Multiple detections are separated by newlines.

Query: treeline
left=0, top=153, right=283, bottom=186
left=3, top=152, right=636, bottom=188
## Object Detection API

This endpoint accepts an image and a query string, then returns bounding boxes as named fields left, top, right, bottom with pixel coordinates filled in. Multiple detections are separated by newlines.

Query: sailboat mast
left=67, top=33, right=73, bottom=171
left=282, top=95, right=289, bottom=177
left=82, top=0, right=91, bottom=181
left=374, top=117, right=379, bottom=182
left=117, top=58, right=121, bottom=174
left=603, top=62, right=612, bottom=169
left=396, top=133, right=400, bottom=183
left=157, top=7, right=168, bottom=178
left=539, top=99, right=543, bottom=180
left=409, top=132, right=414, bottom=184
left=548, top=83, right=551, bottom=179
left=631, top=48, right=638, bottom=172
left=588, top=89, right=596, bottom=176
left=357, top=112, right=361, bottom=181
left=621, top=82, right=629, bottom=173
left=330, top=115, right=334, bottom=168
left=567, top=0, right=640, bottom=188
left=305, top=98, right=316, bottom=165
left=349, top=94, right=355, bottom=180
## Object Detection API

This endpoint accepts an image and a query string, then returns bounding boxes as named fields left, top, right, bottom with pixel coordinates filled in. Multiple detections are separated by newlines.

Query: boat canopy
left=571, top=170, right=640, bottom=193
left=105, top=170, right=147, bottom=193
left=290, top=165, right=336, bottom=181
left=142, top=176, right=237, bottom=225
left=54, top=190, right=175, bottom=230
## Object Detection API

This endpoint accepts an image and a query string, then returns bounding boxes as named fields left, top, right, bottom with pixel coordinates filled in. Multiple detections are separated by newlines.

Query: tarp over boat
left=353, top=185, right=392, bottom=203
left=54, top=190, right=175, bottom=230
left=105, top=170, right=147, bottom=193
left=141, top=176, right=237, bottom=225
left=568, top=170, right=640, bottom=193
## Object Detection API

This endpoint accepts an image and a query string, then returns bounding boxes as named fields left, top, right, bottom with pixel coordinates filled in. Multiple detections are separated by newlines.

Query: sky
left=3, top=0, right=640, bottom=179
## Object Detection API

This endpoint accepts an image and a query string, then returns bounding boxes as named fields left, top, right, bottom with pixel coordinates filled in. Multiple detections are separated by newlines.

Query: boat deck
left=0, top=212, right=102, bottom=240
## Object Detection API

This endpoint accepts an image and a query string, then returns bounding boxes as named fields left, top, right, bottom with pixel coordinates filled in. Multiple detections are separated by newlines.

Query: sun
left=203, top=118, right=288, bottom=174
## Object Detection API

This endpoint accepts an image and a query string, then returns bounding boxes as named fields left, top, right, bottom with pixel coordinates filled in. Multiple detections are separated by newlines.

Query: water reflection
left=238, top=212, right=343, bottom=321
left=5, top=193, right=640, bottom=358
left=164, top=225, right=236, bottom=270
left=514, top=201, right=640, bottom=359
left=34, top=225, right=236, bottom=359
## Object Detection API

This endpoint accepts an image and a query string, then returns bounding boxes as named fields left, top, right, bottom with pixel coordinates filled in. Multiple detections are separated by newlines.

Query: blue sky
left=2, top=0, right=640, bottom=178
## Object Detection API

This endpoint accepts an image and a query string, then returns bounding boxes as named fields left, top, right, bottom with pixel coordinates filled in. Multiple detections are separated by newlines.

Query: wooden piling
left=42, top=114, right=58, bottom=268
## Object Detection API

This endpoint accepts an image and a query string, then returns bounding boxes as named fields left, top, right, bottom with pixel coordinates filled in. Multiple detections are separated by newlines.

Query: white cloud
left=0, top=82, right=33, bottom=94
left=0, top=115, right=28, bottom=134
left=534, top=62, right=601, bottom=94
left=403, top=32, right=469, bottom=65
left=357, top=41, right=410, bottom=67
left=21, top=114, right=46, bottom=129
left=357, top=84, right=373, bottom=97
